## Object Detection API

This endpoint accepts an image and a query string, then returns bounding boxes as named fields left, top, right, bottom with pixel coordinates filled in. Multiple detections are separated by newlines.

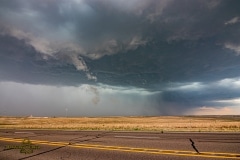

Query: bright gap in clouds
left=187, top=106, right=240, bottom=115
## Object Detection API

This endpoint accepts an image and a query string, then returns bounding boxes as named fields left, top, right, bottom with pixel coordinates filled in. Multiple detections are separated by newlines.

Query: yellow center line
left=0, top=137, right=239, bottom=159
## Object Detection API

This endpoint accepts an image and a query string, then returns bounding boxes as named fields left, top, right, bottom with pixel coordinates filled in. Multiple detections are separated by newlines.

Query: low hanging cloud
left=0, top=0, right=151, bottom=80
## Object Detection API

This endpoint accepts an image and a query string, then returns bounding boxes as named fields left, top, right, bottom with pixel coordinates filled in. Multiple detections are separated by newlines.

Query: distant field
left=0, top=116, right=240, bottom=132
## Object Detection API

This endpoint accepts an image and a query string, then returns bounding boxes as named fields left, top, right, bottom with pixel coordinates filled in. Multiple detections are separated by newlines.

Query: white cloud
left=167, top=82, right=205, bottom=91
left=217, top=78, right=240, bottom=88
left=224, top=43, right=240, bottom=55
left=213, top=98, right=240, bottom=105
left=126, top=36, right=148, bottom=50
left=97, top=83, right=159, bottom=95
left=69, top=54, right=88, bottom=71
left=167, top=78, right=240, bottom=93
left=1, top=27, right=55, bottom=55
left=225, top=16, right=240, bottom=25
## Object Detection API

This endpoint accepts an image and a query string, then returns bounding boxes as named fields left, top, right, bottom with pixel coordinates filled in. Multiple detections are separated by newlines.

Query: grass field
left=0, top=116, right=240, bottom=132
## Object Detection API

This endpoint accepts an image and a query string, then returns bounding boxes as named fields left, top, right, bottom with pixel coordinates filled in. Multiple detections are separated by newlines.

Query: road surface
left=0, top=129, right=239, bottom=160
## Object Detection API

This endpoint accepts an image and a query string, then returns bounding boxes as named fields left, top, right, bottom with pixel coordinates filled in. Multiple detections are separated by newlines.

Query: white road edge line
left=14, top=132, right=35, bottom=134
left=114, top=136, right=159, bottom=139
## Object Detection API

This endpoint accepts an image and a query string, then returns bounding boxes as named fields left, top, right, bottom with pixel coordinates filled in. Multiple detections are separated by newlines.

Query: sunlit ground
left=0, top=116, right=239, bottom=132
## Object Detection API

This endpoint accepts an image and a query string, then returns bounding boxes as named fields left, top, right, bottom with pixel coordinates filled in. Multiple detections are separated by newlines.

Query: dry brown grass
left=0, top=116, right=240, bottom=132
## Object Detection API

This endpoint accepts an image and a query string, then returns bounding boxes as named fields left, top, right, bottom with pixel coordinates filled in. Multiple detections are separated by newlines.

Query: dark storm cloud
left=161, top=80, right=240, bottom=105
left=148, top=78, right=240, bottom=114
left=0, top=34, right=93, bottom=85
left=0, top=0, right=240, bottom=115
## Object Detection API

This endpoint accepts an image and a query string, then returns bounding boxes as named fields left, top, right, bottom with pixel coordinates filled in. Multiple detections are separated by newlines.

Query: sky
left=0, top=0, right=240, bottom=116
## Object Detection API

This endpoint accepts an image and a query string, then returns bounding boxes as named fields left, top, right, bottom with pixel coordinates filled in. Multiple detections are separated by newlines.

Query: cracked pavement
left=0, top=130, right=239, bottom=160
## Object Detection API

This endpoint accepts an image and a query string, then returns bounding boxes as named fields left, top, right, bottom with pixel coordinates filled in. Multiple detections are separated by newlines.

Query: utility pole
left=65, top=108, right=68, bottom=117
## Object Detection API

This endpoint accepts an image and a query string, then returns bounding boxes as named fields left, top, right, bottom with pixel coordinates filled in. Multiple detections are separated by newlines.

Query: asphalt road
left=0, top=129, right=239, bottom=160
